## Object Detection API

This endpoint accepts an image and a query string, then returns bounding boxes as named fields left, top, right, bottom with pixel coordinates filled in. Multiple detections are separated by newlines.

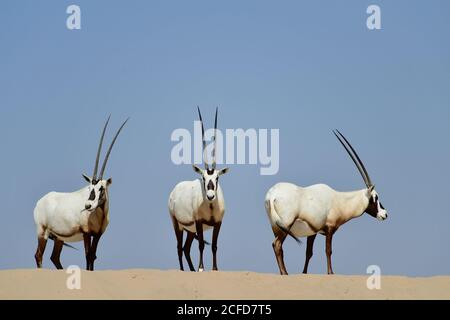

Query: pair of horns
left=92, top=116, right=129, bottom=182
left=197, top=107, right=218, bottom=170
left=333, top=129, right=374, bottom=189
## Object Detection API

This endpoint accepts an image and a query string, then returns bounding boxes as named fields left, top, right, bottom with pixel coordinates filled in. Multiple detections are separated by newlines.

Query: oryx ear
left=193, top=165, right=203, bottom=174
left=82, top=174, right=92, bottom=183
left=218, top=167, right=229, bottom=176
left=107, top=178, right=112, bottom=186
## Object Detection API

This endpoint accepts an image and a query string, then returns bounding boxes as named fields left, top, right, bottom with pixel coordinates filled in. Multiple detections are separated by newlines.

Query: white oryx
left=33, top=116, right=129, bottom=271
left=265, top=130, right=388, bottom=275
left=169, top=107, right=229, bottom=272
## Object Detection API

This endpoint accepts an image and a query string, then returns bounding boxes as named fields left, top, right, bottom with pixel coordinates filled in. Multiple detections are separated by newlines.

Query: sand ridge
left=0, top=269, right=449, bottom=300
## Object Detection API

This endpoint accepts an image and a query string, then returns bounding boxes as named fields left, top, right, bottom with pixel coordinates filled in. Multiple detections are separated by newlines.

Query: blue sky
left=0, top=0, right=449, bottom=276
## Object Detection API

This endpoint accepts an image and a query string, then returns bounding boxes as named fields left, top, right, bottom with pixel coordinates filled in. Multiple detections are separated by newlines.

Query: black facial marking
left=207, top=180, right=215, bottom=191
left=207, top=169, right=214, bottom=175
left=365, top=195, right=378, bottom=218
left=89, top=189, right=96, bottom=201
left=98, top=186, right=107, bottom=204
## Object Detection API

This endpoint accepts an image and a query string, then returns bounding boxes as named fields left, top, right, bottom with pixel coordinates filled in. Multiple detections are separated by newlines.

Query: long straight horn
left=197, top=106, right=209, bottom=169
left=99, top=118, right=130, bottom=179
left=93, top=115, right=111, bottom=181
left=333, top=129, right=373, bottom=188
left=212, top=107, right=218, bottom=170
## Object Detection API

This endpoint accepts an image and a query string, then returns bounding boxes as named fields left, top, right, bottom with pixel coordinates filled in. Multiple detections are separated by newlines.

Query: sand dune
left=0, top=269, right=449, bottom=300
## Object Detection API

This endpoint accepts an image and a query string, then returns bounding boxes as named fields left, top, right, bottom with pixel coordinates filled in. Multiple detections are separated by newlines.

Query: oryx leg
left=83, top=233, right=92, bottom=271
left=183, top=231, right=196, bottom=272
left=195, top=221, right=205, bottom=272
left=34, top=236, right=48, bottom=269
left=50, top=239, right=64, bottom=270
left=272, top=227, right=288, bottom=275
left=89, top=233, right=102, bottom=271
left=302, top=234, right=317, bottom=274
left=325, top=228, right=336, bottom=275
left=212, top=222, right=222, bottom=271
left=171, top=217, right=184, bottom=271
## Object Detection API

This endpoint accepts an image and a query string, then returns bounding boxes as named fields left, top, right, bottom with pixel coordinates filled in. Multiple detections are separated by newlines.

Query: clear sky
left=0, top=0, right=449, bottom=276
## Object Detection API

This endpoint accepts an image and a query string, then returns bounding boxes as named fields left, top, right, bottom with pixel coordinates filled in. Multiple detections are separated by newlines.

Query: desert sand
left=0, top=269, right=449, bottom=300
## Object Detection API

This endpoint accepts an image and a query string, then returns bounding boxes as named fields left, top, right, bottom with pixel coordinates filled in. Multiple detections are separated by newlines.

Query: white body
left=265, top=182, right=382, bottom=237
left=169, top=179, right=225, bottom=233
left=266, top=130, right=388, bottom=275
left=34, top=187, right=109, bottom=243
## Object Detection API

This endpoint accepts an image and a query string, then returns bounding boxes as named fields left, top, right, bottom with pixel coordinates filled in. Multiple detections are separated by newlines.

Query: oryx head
left=83, top=116, right=129, bottom=212
left=193, top=107, right=229, bottom=202
left=333, top=129, right=388, bottom=221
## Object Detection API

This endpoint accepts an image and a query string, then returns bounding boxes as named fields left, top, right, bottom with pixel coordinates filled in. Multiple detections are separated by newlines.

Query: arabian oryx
left=33, top=116, right=129, bottom=271
left=169, top=107, right=229, bottom=272
left=265, top=130, right=388, bottom=275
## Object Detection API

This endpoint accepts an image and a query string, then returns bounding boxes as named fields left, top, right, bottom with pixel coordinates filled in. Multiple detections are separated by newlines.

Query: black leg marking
left=272, top=227, right=288, bottom=275
left=184, top=231, right=196, bottom=272
left=212, top=222, right=222, bottom=271
left=50, top=239, right=64, bottom=270
left=302, top=234, right=317, bottom=274
left=196, top=221, right=205, bottom=272
left=35, top=237, right=48, bottom=269
left=171, top=217, right=185, bottom=271
left=89, top=234, right=102, bottom=271
left=83, top=233, right=92, bottom=271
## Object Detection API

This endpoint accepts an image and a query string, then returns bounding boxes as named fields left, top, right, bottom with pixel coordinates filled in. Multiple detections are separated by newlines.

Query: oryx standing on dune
left=265, top=130, right=388, bottom=275
left=169, top=107, right=229, bottom=272
left=33, top=116, right=129, bottom=271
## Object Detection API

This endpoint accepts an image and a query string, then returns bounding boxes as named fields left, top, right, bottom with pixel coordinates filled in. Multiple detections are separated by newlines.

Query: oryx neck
left=335, top=189, right=369, bottom=221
